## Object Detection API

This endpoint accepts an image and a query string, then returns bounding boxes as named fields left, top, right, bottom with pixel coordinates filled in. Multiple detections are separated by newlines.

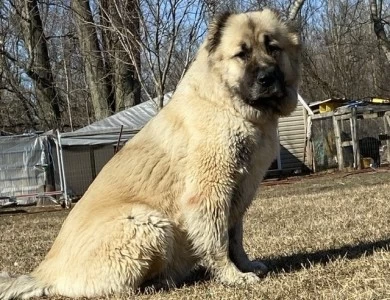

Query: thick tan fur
left=0, top=9, right=301, bottom=299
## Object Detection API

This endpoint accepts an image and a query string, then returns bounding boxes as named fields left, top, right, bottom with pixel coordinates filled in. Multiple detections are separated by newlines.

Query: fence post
left=385, top=112, right=390, bottom=164
left=333, top=114, right=344, bottom=170
left=350, top=107, right=361, bottom=169
left=56, top=130, right=70, bottom=208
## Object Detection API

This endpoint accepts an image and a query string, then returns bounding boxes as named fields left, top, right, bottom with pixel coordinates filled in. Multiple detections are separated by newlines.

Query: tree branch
left=288, top=0, right=306, bottom=20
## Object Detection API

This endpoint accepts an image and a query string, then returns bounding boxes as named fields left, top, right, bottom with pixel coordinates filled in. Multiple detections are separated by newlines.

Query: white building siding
left=278, top=101, right=307, bottom=171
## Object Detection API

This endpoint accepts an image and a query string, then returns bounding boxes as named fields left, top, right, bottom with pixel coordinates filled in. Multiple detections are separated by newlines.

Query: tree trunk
left=100, top=0, right=141, bottom=112
left=20, top=0, right=62, bottom=129
left=72, top=0, right=112, bottom=120
left=370, top=0, right=390, bottom=62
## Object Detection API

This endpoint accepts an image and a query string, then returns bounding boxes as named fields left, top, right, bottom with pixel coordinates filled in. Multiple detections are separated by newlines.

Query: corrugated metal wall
left=278, top=101, right=307, bottom=171
left=0, top=135, right=53, bottom=205
left=63, top=145, right=114, bottom=196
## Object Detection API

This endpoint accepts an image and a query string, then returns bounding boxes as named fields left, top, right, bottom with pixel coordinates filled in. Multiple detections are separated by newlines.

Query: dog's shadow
left=142, top=238, right=390, bottom=293
left=260, top=238, right=390, bottom=274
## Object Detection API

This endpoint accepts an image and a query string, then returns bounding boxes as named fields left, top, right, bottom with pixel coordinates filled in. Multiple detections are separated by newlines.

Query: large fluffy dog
left=0, top=9, right=301, bottom=299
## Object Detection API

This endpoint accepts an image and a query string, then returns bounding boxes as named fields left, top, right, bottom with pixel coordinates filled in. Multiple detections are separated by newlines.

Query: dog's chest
left=230, top=128, right=276, bottom=178
left=229, top=128, right=278, bottom=221
left=230, top=133, right=254, bottom=175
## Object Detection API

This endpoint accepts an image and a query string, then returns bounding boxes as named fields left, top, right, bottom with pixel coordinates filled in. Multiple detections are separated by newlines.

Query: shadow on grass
left=139, top=238, right=390, bottom=293
left=0, top=209, right=28, bottom=215
left=0, top=208, right=63, bottom=216
left=139, top=266, right=211, bottom=293
left=260, top=238, right=390, bottom=274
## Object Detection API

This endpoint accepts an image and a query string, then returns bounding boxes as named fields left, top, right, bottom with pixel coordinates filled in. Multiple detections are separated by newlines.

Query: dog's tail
left=0, top=272, right=49, bottom=300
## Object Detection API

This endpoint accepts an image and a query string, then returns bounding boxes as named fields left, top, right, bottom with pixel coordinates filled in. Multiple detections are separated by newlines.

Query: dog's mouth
left=248, top=96, right=282, bottom=111
left=245, top=84, right=299, bottom=117
left=246, top=88, right=287, bottom=113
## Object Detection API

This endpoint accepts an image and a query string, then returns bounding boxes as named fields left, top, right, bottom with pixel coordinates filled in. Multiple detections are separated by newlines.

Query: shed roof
left=58, top=94, right=172, bottom=146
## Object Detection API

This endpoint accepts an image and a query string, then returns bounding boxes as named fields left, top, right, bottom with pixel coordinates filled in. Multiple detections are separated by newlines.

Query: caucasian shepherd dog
left=0, top=9, right=301, bottom=299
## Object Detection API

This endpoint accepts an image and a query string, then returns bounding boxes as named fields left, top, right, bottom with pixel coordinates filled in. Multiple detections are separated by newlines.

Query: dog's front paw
left=237, top=271, right=260, bottom=284
left=239, top=260, right=268, bottom=275
left=217, top=267, right=260, bottom=285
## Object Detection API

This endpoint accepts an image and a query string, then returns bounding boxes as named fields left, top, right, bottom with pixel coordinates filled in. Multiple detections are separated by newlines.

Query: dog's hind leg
left=33, top=204, right=175, bottom=298
left=105, top=205, right=176, bottom=289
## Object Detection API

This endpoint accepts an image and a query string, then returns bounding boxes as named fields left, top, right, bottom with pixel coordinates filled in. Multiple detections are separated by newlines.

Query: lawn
left=1, top=170, right=390, bottom=299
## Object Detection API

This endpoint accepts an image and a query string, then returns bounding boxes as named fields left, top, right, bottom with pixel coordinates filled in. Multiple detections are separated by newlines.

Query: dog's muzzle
left=245, top=65, right=286, bottom=111
left=256, top=66, right=285, bottom=98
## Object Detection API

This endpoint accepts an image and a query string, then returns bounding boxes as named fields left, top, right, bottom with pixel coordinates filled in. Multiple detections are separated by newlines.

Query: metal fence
left=0, top=134, right=60, bottom=205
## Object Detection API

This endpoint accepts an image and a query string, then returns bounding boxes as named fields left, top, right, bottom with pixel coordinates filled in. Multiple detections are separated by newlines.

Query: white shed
left=272, top=95, right=311, bottom=173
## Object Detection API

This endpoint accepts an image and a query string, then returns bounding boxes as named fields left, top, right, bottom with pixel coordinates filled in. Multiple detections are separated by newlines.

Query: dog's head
left=205, top=9, right=301, bottom=117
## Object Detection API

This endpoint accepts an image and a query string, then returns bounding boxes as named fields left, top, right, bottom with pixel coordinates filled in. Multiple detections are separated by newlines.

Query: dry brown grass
left=1, top=170, right=390, bottom=299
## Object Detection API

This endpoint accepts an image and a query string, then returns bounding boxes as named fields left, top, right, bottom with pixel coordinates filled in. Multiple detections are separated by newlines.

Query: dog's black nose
left=257, top=66, right=276, bottom=87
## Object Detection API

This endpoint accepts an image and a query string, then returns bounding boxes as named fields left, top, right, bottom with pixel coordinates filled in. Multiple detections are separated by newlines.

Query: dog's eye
left=234, top=43, right=250, bottom=60
left=268, top=44, right=281, bottom=55
left=234, top=51, right=248, bottom=60
left=264, top=34, right=281, bottom=56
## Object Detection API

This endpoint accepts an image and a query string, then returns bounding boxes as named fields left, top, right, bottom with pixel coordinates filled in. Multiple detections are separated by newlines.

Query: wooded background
left=0, top=0, right=389, bottom=133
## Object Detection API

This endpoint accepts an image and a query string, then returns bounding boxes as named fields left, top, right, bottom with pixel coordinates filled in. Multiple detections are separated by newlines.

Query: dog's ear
left=285, top=20, right=301, bottom=46
left=206, top=12, right=232, bottom=53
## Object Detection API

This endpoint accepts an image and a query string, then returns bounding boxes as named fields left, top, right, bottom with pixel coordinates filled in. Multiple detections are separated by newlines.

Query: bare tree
left=71, top=0, right=142, bottom=119
left=370, top=0, right=390, bottom=62
left=1, top=0, right=389, bottom=133
left=71, top=0, right=113, bottom=120
left=0, top=0, right=63, bottom=129
left=299, top=0, right=390, bottom=102
left=104, top=0, right=207, bottom=109
left=100, top=0, right=141, bottom=111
